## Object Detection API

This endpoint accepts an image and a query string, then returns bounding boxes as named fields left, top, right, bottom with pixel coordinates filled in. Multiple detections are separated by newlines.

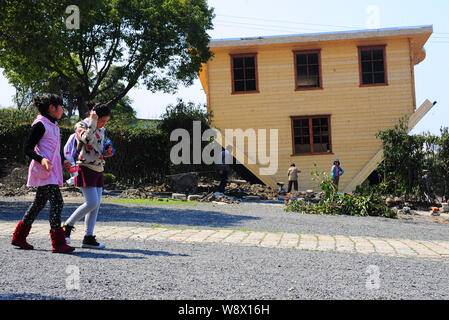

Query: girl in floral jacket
left=63, top=104, right=113, bottom=249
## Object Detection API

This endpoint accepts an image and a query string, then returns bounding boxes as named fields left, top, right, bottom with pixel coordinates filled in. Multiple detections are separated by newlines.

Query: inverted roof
left=209, top=25, right=433, bottom=48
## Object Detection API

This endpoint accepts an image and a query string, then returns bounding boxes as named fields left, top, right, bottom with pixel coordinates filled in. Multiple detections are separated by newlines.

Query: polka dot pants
left=22, top=184, right=63, bottom=229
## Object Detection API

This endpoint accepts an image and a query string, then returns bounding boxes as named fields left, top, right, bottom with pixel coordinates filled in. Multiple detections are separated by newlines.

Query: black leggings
left=22, top=184, right=63, bottom=229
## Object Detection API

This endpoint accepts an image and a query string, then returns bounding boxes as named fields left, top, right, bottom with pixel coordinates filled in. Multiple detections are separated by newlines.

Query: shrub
left=103, top=173, right=116, bottom=185
left=285, top=163, right=396, bottom=218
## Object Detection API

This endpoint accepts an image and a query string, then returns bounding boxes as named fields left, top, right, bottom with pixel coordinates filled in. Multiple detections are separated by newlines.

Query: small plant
left=103, top=173, right=116, bottom=185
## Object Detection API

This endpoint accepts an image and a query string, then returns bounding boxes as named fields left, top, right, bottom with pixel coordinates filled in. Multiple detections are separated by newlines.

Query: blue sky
left=0, top=0, right=448, bottom=134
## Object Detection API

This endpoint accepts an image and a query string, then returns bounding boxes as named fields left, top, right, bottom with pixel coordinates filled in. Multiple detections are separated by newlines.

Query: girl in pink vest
left=11, top=94, right=75, bottom=253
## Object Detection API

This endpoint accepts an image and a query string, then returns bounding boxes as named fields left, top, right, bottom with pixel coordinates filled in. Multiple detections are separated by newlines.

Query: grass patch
left=104, top=198, right=196, bottom=205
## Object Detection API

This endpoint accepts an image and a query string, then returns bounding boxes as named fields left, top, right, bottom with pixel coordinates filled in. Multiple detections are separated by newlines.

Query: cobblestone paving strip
left=334, top=235, right=355, bottom=253
left=297, top=233, right=318, bottom=251
left=1, top=222, right=448, bottom=261
left=260, top=232, right=282, bottom=247
left=316, top=234, right=336, bottom=251
left=203, top=230, right=234, bottom=243
left=184, top=230, right=217, bottom=243
left=241, top=231, right=266, bottom=246
left=350, top=236, right=376, bottom=255
left=384, top=238, right=419, bottom=257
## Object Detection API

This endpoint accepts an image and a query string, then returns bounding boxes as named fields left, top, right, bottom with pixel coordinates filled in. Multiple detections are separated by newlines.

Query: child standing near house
left=11, top=94, right=75, bottom=253
left=331, top=158, right=344, bottom=188
left=63, top=104, right=113, bottom=249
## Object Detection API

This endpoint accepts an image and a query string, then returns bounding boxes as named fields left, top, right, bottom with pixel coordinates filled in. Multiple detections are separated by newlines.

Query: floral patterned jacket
left=75, top=118, right=106, bottom=172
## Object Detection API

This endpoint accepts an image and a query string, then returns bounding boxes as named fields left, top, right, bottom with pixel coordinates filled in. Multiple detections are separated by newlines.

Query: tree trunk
left=77, top=97, right=89, bottom=119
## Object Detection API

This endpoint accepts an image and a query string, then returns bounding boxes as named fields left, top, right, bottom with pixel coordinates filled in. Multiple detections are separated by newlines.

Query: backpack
left=63, top=133, right=82, bottom=163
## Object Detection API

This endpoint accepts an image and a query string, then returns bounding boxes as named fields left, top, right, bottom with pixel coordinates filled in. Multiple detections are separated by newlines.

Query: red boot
left=50, top=227, right=75, bottom=253
left=11, top=221, right=34, bottom=250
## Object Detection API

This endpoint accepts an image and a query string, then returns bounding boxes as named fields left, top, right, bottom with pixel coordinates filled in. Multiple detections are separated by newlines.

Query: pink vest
left=27, top=115, right=63, bottom=187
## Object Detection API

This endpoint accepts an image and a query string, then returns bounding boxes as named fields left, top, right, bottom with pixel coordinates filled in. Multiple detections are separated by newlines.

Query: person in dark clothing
left=215, top=145, right=233, bottom=195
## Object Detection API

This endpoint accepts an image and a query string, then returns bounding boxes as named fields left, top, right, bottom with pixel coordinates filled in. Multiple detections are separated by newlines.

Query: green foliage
left=0, top=0, right=215, bottom=116
left=285, top=162, right=396, bottom=218
left=310, top=162, right=338, bottom=200
left=103, top=173, right=116, bottom=185
left=375, top=117, right=449, bottom=201
left=158, top=98, right=213, bottom=174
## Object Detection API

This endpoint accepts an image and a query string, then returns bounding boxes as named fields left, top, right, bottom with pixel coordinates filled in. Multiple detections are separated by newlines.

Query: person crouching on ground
left=287, top=163, right=301, bottom=194
left=63, top=103, right=113, bottom=249
left=11, top=94, right=75, bottom=253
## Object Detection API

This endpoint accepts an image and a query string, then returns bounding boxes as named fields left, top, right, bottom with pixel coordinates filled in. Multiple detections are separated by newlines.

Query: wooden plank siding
left=204, top=37, right=425, bottom=191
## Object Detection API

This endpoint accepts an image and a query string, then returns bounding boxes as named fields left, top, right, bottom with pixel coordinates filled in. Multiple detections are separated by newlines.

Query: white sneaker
left=214, top=192, right=224, bottom=196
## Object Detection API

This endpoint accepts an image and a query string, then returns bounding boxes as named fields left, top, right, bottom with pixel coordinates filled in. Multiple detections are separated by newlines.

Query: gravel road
left=1, top=196, right=449, bottom=301
left=1, top=197, right=448, bottom=241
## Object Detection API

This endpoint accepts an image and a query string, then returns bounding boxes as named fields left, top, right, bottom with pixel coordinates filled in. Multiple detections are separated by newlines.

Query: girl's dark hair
left=87, top=103, right=111, bottom=119
left=33, top=94, right=63, bottom=116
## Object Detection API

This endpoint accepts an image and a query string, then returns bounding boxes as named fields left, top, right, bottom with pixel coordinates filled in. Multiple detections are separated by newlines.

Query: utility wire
left=216, top=14, right=449, bottom=36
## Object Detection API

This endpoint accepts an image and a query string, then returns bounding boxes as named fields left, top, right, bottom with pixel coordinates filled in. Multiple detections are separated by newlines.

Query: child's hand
left=89, top=110, right=98, bottom=121
left=41, top=158, right=53, bottom=172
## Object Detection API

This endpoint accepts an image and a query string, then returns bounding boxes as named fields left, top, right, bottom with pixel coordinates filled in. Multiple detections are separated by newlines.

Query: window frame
left=293, top=49, right=323, bottom=91
left=290, top=114, right=332, bottom=156
left=358, top=45, right=388, bottom=87
left=230, top=53, right=260, bottom=94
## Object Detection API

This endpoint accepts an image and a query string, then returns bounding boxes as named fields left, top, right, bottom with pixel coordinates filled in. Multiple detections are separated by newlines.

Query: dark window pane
left=372, top=49, right=384, bottom=60
left=295, top=144, right=311, bottom=154
left=361, top=50, right=372, bottom=61
left=233, top=69, right=244, bottom=80
left=246, top=80, right=256, bottom=91
left=313, top=136, right=321, bottom=143
left=301, top=119, right=309, bottom=127
left=362, top=61, right=372, bottom=73
left=245, top=68, right=255, bottom=79
left=302, top=128, right=309, bottom=136
left=295, top=137, right=301, bottom=144
left=321, top=118, right=328, bottom=126
left=373, top=60, right=384, bottom=72
left=297, top=54, right=307, bottom=65
left=322, top=136, right=329, bottom=143
left=311, top=76, right=320, bottom=87
left=244, top=57, right=255, bottom=68
left=373, top=72, right=385, bottom=84
left=308, top=53, right=318, bottom=64
left=294, top=128, right=301, bottom=136
left=309, top=65, right=319, bottom=76
left=313, top=143, right=329, bottom=153
left=312, top=118, right=320, bottom=126
left=297, top=74, right=310, bottom=87
left=297, top=65, right=308, bottom=76
left=362, top=73, right=373, bottom=84
left=293, top=120, right=300, bottom=127
left=234, top=81, right=244, bottom=92
left=233, top=57, right=243, bottom=68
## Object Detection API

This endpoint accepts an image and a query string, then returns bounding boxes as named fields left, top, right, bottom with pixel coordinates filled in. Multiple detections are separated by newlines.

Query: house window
left=358, top=45, right=388, bottom=86
left=291, top=115, right=331, bottom=155
left=230, top=53, right=258, bottom=93
left=294, top=50, right=322, bottom=90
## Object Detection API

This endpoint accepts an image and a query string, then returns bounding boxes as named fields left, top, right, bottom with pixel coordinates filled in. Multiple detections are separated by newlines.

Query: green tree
left=0, top=0, right=214, bottom=116
left=158, top=98, right=211, bottom=173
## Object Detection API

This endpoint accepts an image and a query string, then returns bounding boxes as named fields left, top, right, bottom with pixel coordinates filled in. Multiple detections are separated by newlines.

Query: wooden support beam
left=342, top=99, right=436, bottom=193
